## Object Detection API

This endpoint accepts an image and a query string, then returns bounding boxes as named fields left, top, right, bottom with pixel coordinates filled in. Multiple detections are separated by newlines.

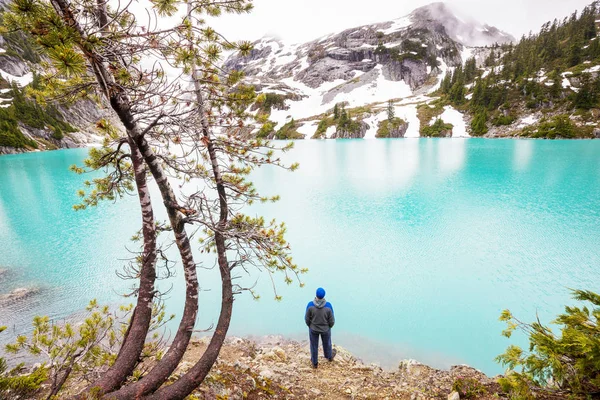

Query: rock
left=259, top=368, right=274, bottom=379
left=593, top=128, right=600, bottom=139
left=0, top=287, right=40, bottom=303
left=399, top=359, right=434, bottom=377
left=332, top=120, right=369, bottom=139
left=448, top=391, right=460, bottom=400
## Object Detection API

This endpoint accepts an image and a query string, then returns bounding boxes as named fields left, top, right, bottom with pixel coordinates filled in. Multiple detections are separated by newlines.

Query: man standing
left=305, top=287, right=336, bottom=368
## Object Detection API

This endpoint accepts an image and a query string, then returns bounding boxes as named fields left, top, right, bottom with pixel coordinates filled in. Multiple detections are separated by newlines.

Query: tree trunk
left=142, top=64, right=234, bottom=400
left=104, top=135, right=201, bottom=399
left=86, top=139, right=158, bottom=393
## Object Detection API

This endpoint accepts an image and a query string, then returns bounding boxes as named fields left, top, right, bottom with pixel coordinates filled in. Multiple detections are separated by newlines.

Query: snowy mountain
left=224, top=2, right=515, bottom=139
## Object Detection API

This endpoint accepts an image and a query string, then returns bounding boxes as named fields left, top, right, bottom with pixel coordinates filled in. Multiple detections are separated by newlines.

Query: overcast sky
left=209, top=0, right=593, bottom=43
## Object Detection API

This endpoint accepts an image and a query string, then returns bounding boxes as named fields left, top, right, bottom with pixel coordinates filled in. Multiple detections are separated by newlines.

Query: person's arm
left=326, top=302, right=335, bottom=328
left=305, top=302, right=312, bottom=327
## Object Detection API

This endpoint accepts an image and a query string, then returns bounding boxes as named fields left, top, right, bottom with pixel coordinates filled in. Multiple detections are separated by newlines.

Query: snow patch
left=381, top=16, right=412, bottom=34
left=325, top=125, right=336, bottom=139
left=431, top=106, right=469, bottom=138
left=296, top=121, right=318, bottom=139
left=583, top=65, right=600, bottom=73
left=327, top=65, right=413, bottom=109
left=362, top=111, right=387, bottom=139
left=395, top=104, right=420, bottom=138
left=461, top=47, right=474, bottom=64
left=0, top=70, right=33, bottom=87
left=517, top=115, right=538, bottom=128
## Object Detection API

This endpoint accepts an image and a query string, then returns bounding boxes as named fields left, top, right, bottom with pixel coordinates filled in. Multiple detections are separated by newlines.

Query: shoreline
left=1, top=135, right=598, bottom=156
left=166, top=335, right=503, bottom=399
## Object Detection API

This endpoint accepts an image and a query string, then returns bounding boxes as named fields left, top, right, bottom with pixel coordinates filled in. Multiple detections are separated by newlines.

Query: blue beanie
left=316, top=288, right=326, bottom=299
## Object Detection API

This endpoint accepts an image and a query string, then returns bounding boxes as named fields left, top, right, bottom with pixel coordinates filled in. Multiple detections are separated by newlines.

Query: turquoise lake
left=0, top=139, right=599, bottom=375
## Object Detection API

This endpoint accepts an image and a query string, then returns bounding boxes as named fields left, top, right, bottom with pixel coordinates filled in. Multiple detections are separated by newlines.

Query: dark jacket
left=305, top=298, right=335, bottom=333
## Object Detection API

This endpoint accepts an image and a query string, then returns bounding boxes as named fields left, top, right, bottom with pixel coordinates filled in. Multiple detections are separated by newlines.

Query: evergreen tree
left=464, top=57, right=477, bottom=83
left=573, top=73, right=598, bottom=109
left=387, top=100, right=395, bottom=122
left=471, top=110, right=488, bottom=136
left=440, top=71, right=452, bottom=94
left=6, top=0, right=301, bottom=398
left=485, top=50, right=496, bottom=67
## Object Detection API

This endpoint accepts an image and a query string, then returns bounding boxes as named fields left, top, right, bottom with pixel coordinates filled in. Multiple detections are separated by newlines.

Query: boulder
left=448, top=391, right=460, bottom=400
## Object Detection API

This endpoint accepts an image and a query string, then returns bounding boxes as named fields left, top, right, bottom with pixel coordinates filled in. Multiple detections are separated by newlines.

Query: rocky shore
left=174, top=336, right=503, bottom=399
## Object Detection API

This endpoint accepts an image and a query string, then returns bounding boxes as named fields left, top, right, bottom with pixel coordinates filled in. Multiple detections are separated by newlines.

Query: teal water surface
left=0, top=139, right=599, bottom=375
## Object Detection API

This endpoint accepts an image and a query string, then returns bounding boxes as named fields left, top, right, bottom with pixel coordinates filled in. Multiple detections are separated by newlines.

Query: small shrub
left=491, top=113, right=516, bottom=127
left=312, top=117, right=334, bottom=139
left=274, top=119, right=304, bottom=140
left=451, top=377, right=487, bottom=399
left=256, top=121, right=276, bottom=139
left=521, top=114, right=582, bottom=139
left=422, top=118, right=453, bottom=137
left=52, top=126, right=64, bottom=140
left=0, top=326, right=46, bottom=398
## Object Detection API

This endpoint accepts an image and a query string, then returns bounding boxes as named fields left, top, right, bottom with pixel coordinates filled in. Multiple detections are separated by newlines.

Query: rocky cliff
left=224, top=2, right=514, bottom=140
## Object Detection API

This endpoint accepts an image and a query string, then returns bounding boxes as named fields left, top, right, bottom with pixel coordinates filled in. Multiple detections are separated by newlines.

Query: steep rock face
left=224, top=2, right=514, bottom=90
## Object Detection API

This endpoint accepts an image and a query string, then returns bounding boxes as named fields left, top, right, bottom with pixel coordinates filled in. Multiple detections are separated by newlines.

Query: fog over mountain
left=209, top=0, right=592, bottom=44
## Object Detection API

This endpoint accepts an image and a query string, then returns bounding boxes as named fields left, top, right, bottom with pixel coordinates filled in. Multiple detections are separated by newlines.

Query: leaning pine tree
left=4, top=0, right=304, bottom=398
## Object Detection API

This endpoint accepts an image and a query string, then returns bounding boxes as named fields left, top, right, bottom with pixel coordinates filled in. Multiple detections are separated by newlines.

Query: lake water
left=0, top=139, right=599, bottom=376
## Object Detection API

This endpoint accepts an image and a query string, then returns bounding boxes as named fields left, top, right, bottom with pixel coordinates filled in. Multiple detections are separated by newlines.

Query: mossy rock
left=376, top=118, right=408, bottom=138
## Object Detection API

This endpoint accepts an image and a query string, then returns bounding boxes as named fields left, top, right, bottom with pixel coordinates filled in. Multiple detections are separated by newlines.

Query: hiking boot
left=311, top=363, right=318, bottom=369
left=328, top=348, right=337, bottom=362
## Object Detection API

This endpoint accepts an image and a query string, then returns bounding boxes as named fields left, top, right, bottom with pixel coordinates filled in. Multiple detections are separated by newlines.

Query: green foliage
left=374, top=37, right=438, bottom=67
left=521, top=114, right=583, bottom=139
left=572, top=73, right=600, bottom=110
left=497, top=373, right=535, bottom=400
left=256, top=120, right=276, bottom=139
left=273, top=119, right=304, bottom=140
left=312, top=117, right=335, bottom=139
left=496, top=289, right=600, bottom=396
left=336, top=106, right=363, bottom=136
left=470, top=110, right=488, bottom=136
left=0, top=108, right=38, bottom=148
left=0, top=81, right=76, bottom=148
left=0, top=13, right=41, bottom=63
left=421, top=118, right=453, bottom=137
left=376, top=117, right=406, bottom=138
left=463, top=57, right=478, bottom=83
left=255, top=92, right=288, bottom=115
left=386, top=100, right=395, bottom=121
left=451, top=377, right=487, bottom=399
left=0, top=325, right=46, bottom=398
left=491, top=112, right=516, bottom=127
left=440, top=71, right=452, bottom=94
left=5, top=300, right=172, bottom=398
left=52, top=126, right=64, bottom=140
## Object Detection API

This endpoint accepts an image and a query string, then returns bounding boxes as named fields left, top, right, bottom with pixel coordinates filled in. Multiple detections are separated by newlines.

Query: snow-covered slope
left=224, top=2, right=514, bottom=139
